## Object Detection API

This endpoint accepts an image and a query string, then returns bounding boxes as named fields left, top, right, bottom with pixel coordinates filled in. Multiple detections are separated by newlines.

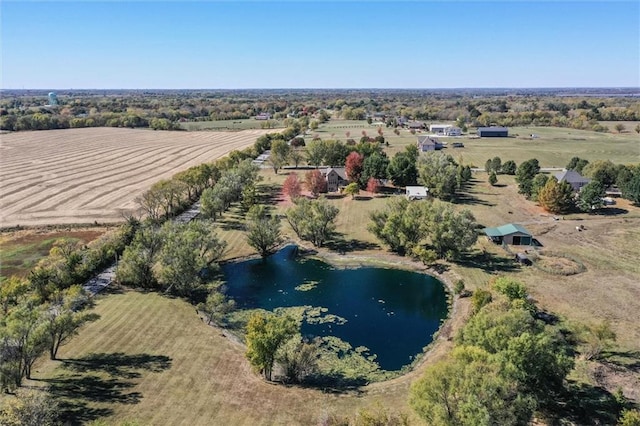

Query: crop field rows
left=0, top=128, right=269, bottom=228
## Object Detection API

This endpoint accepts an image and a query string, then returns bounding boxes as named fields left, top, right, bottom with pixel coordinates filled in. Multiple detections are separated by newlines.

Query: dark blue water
left=222, top=246, right=449, bottom=371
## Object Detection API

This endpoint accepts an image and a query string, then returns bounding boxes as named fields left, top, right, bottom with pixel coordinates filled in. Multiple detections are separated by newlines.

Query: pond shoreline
left=218, top=240, right=463, bottom=386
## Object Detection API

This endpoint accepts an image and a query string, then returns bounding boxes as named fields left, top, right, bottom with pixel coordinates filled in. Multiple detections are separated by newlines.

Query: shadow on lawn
left=42, top=353, right=172, bottom=425
left=325, top=237, right=380, bottom=254
left=541, top=381, right=628, bottom=426
left=456, top=250, right=521, bottom=273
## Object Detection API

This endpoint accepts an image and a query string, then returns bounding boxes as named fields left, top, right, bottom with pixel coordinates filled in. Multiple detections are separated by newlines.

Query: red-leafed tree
left=283, top=173, right=302, bottom=200
left=345, top=151, right=365, bottom=184
left=366, top=177, right=380, bottom=194
left=305, top=169, right=327, bottom=196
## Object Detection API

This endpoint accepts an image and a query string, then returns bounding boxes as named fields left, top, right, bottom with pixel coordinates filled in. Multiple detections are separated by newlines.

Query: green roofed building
left=484, top=223, right=532, bottom=245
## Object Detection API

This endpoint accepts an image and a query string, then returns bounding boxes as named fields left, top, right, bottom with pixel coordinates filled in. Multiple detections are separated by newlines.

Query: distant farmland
left=0, top=128, right=268, bottom=228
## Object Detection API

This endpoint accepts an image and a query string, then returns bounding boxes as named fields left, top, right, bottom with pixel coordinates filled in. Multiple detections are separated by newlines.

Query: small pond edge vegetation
left=215, top=240, right=459, bottom=387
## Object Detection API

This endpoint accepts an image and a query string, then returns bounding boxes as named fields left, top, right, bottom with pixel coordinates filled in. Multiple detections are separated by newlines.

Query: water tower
left=48, top=92, right=59, bottom=106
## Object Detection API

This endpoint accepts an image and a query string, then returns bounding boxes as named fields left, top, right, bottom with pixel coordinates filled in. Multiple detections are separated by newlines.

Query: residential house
left=429, top=124, right=461, bottom=136
left=407, top=121, right=426, bottom=130
left=484, top=223, right=533, bottom=245
left=321, top=167, right=348, bottom=192
left=254, top=113, right=272, bottom=120
left=554, top=169, right=591, bottom=192
left=417, top=135, right=442, bottom=152
left=406, top=186, right=429, bottom=200
left=477, top=126, right=509, bottom=137
left=445, top=126, right=462, bottom=136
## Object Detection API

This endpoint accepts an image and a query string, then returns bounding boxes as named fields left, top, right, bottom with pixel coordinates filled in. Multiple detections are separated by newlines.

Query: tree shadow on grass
left=541, top=382, right=623, bottom=426
left=594, top=207, right=629, bottom=216
left=325, top=237, right=380, bottom=254
left=41, top=353, right=172, bottom=425
left=455, top=251, right=521, bottom=273
left=600, top=350, right=640, bottom=372
left=258, top=183, right=283, bottom=206
left=452, top=192, right=496, bottom=207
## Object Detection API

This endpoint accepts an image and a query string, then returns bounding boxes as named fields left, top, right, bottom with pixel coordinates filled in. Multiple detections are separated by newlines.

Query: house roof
left=322, top=167, right=347, bottom=180
left=484, top=223, right=532, bottom=237
left=417, top=135, right=438, bottom=146
left=430, top=124, right=452, bottom=129
left=478, top=127, right=508, bottom=132
left=554, top=169, right=591, bottom=184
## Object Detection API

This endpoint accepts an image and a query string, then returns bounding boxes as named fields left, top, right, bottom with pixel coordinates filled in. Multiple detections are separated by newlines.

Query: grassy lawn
left=6, top=157, right=640, bottom=423
left=22, top=289, right=420, bottom=425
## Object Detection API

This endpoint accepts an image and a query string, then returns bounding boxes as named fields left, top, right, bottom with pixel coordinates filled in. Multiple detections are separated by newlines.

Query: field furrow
left=0, top=128, right=270, bottom=227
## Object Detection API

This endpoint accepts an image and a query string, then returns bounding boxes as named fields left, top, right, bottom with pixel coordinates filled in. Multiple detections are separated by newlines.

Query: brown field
left=0, top=127, right=269, bottom=228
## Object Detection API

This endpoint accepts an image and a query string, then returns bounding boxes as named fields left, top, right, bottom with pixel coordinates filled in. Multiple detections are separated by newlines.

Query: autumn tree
left=537, top=177, right=575, bottom=214
left=245, top=312, right=297, bottom=381
left=282, top=172, right=302, bottom=199
left=305, top=169, right=327, bottom=196
left=366, top=177, right=380, bottom=194
left=345, top=151, right=365, bottom=184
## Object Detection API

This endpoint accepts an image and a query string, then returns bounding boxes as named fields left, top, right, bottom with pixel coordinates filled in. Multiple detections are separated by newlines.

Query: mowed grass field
left=0, top=127, right=270, bottom=228
left=312, top=120, right=640, bottom=167
left=18, top=170, right=640, bottom=424
left=4, top=124, right=640, bottom=423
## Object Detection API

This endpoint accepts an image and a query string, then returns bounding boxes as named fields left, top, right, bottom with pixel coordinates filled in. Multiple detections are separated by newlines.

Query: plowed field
left=0, top=128, right=268, bottom=227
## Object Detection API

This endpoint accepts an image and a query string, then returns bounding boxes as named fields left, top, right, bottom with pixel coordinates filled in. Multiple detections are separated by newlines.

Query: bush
left=471, top=289, right=492, bottom=313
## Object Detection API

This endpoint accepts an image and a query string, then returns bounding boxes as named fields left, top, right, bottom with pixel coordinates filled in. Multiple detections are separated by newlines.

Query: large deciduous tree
left=268, top=139, right=291, bottom=174
left=286, top=197, right=339, bottom=247
left=245, top=312, right=297, bottom=381
left=155, top=221, right=227, bottom=296
left=537, top=177, right=575, bottom=214
left=577, top=181, right=605, bottom=212
left=417, top=152, right=460, bottom=200
left=345, top=151, right=365, bottom=184
left=282, top=172, right=302, bottom=200
left=387, top=146, right=418, bottom=187
left=305, top=169, right=328, bottom=196
left=245, top=205, right=282, bottom=258
left=516, top=159, right=541, bottom=198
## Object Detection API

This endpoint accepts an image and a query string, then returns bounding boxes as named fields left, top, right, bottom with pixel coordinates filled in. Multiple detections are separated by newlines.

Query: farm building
left=477, top=127, right=509, bottom=137
left=484, top=223, right=533, bottom=245
left=254, top=113, right=272, bottom=120
left=321, top=167, right=348, bottom=192
left=554, top=169, right=591, bottom=192
left=406, top=186, right=429, bottom=200
left=417, top=135, right=442, bottom=152
left=429, top=124, right=462, bottom=136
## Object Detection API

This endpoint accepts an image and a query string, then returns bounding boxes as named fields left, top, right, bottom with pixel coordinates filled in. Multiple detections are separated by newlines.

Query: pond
left=222, top=245, right=449, bottom=372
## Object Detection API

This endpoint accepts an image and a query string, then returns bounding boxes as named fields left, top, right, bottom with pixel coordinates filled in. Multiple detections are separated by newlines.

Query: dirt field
left=0, top=128, right=268, bottom=228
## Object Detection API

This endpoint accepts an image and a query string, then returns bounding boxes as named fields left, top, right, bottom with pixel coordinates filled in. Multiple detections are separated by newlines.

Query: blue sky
left=1, top=1, right=639, bottom=89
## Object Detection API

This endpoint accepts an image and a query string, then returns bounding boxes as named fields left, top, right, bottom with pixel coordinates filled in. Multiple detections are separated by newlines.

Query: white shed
left=406, top=186, right=429, bottom=200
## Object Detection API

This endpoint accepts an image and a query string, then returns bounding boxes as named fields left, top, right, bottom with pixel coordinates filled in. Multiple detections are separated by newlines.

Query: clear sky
left=1, top=1, right=639, bottom=89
